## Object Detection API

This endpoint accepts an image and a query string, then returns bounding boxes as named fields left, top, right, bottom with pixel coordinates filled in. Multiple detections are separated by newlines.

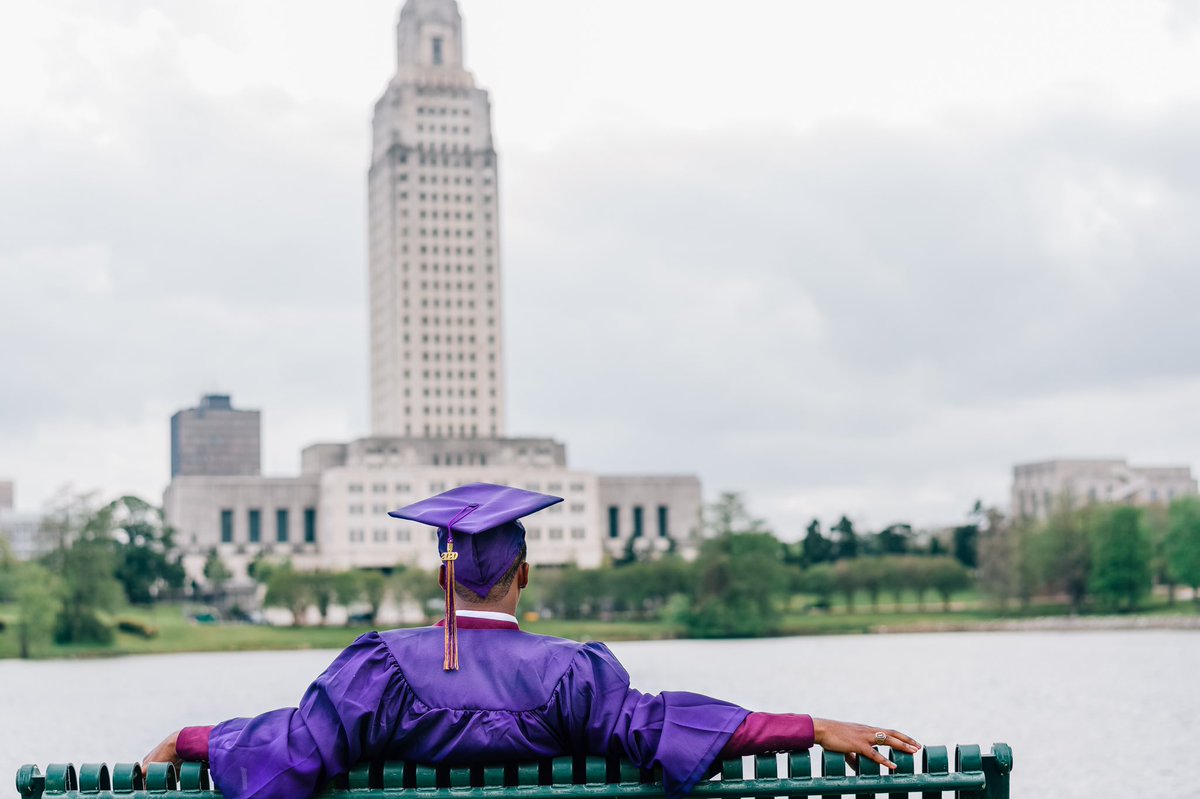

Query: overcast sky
left=3, top=0, right=1200, bottom=535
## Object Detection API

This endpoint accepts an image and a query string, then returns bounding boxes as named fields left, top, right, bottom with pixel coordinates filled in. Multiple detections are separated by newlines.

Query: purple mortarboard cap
left=388, top=482, right=563, bottom=597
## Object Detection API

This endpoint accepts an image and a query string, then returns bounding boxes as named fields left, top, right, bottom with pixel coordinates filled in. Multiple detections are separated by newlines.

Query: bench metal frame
left=16, top=743, right=1012, bottom=799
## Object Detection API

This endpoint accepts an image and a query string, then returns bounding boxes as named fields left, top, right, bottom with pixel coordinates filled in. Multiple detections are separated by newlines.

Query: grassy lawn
left=0, top=604, right=681, bottom=660
left=1, top=594, right=1195, bottom=660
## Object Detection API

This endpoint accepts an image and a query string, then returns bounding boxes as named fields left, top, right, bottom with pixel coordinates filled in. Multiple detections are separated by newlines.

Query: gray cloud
left=3, top=3, right=1200, bottom=536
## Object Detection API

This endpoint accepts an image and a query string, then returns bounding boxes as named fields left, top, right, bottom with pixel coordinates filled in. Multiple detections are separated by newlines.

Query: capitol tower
left=164, top=0, right=702, bottom=584
left=368, top=0, right=504, bottom=439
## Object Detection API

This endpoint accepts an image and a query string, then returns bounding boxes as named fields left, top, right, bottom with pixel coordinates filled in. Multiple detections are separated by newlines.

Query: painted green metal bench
left=15, top=743, right=1013, bottom=799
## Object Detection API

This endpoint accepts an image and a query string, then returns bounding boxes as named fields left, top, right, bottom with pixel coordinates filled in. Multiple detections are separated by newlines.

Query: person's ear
left=438, top=564, right=447, bottom=590
left=517, top=562, right=530, bottom=590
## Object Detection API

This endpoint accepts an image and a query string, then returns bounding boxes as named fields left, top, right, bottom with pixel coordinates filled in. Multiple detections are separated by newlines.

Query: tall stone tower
left=368, top=0, right=505, bottom=439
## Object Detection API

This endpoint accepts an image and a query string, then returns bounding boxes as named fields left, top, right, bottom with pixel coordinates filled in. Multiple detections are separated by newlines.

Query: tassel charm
left=442, top=542, right=459, bottom=671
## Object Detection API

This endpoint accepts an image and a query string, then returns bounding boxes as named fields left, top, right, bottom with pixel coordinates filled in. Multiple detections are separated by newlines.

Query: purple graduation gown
left=207, top=625, right=749, bottom=799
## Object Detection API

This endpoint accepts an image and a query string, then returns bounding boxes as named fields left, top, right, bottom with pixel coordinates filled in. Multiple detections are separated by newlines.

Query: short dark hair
left=453, top=543, right=528, bottom=604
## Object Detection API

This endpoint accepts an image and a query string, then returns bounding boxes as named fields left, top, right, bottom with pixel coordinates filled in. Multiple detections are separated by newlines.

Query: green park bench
left=15, top=743, right=1013, bottom=799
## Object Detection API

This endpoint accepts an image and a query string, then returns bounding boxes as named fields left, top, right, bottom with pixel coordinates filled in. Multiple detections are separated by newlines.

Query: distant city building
left=163, top=0, right=704, bottom=585
left=170, top=394, right=261, bottom=478
left=0, top=481, right=44, bottom=561
left=1011, top=458, right=1198, bottom=520
left=368, top=0, right=505, bottom=438
left=166, top=436, right=702, bottom=580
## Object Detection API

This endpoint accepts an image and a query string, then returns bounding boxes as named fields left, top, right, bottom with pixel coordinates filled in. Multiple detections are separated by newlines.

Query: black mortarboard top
left=388, top=482, right=563, bottom=670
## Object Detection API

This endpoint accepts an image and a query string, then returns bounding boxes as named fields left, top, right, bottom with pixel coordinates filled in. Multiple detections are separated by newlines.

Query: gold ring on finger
left=873, top=732, right=887, bottom=744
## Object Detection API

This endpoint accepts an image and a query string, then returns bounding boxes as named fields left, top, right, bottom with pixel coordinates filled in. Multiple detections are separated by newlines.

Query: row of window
left=528, top=528, right=587, bottom=541
left=220, top=508, right=316, bottom=544
left=412, top=424, right=496, bottom=437
left=416, top=105, right=471, bottom=117
left=415, top=124, right=472, bottom=135
left=406, top=227, right=492, bottom=240
left=607, top=505, right=671, bottom=539
left=343, top=526, right=589, bottom=544
left=404, top=405, right=496, bottom=417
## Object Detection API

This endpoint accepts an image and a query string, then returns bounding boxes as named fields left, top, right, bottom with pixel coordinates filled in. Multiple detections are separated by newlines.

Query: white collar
left=456, top=609, right=519, bottom=625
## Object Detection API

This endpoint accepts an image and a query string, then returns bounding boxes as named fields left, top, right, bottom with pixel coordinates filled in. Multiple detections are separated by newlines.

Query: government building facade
left=164, top=0, right=702, bottom=582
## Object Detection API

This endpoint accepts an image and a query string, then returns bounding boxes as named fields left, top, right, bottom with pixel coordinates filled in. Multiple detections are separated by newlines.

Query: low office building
left=1011, top=458, right=1198, bottom=520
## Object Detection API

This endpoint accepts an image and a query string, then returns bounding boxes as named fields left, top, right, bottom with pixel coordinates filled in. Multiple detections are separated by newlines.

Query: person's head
left=388, top=483, right=562, bottom=669
left=439, top=542, right=529, bottom=611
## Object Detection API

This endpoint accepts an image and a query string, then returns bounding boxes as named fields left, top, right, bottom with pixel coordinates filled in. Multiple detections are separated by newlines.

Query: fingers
left=886, top=729, right=922, bottom=749
left=862, top=746, right=897, bottom=770
left=844, top=752, right=858, bottom=773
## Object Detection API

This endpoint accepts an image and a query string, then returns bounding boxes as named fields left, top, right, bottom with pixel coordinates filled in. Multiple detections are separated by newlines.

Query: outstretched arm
left=721, top=713, right=920, bottom=771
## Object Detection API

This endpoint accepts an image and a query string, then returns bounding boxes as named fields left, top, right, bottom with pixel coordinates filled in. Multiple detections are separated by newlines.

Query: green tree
left=682, top=532, right=789, bottom=637
left=264, top=565, right=311, bottom=626
left=800, top=564, right=836, bottom=610
left=705, top=492, right=769, bottom=537
left=13, top=563, right=59, bottom=658
left=909, top=556, right=936, bottom=611
left=105, top=496, right=186, bottom=604
left=41, top=492, right=123, bottom=645
left=831, top=516, right=858, bottom=560
left=832, top=559, right=861, bottom=612
left=1088, top=506, right=1152, bottom=611
left=1038, top=502, right=1092, bottom=613
left=880, top=556, right=910, bottom=611
left=928, top=557, right=972, bottom=611
left=203, top=549, right=233, bottom=592
left=800, top=519, right=834, bottom=567
left=334, top=571, right=365, bottom=613
left=875, top=524, right=912, bottom=556
left=393, top=565, right=442, bottom=622
left=0, top=537, right=16, bottom=602
left=952, top=525, right=979, bottom=569
left=360, top=571, right=387, bottom=623
left=854, top=557, right=887, bottom=612
left=309, top=572, right=338, bottom=624
left=1166, top=497, right=1200, bottom=608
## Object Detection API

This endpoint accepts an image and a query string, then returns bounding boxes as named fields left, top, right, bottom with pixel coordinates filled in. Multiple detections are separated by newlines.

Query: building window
left=276, top=508, right=289, bottom=543
left=432, top=37, right=444, bottom=65
left=304, top=508, right=317, bottom=543
left=248, top=509, right=261, bottom=543
left=549, top=528, right=563, bottom=540
left=571, top=527, right=585, bottom=540
left=632, top=506, right=644, bottom=538
left=657, top=506, right=669, bottom=537
left=220, top=509, right=233, bottom=543
left=608, top=506, right=620, bottom=539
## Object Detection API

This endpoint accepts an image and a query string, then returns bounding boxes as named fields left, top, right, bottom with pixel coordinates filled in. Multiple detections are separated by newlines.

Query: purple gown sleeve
left=558, top=642, right=749, bottom=799
left=207, top=632, right=407, bottom=799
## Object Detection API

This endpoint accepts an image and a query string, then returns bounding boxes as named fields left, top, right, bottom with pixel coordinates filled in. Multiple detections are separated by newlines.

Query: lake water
left=1, top=630, right=1197, bottom=798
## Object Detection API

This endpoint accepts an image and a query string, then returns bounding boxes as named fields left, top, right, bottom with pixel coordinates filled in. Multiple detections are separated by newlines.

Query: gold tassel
left=442, top=542, right=459, bottom=671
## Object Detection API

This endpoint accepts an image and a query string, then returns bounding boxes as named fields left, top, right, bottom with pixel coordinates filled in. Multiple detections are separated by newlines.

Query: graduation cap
left=389, top=482, right=563, bottom=670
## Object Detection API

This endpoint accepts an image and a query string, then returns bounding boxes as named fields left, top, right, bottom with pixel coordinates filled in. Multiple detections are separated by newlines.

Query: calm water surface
left=1, top=630, right=1196, bottom=798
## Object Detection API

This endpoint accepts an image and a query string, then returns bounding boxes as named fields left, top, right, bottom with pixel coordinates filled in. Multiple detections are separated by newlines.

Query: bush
left=116, top=618, right=159, bottom=639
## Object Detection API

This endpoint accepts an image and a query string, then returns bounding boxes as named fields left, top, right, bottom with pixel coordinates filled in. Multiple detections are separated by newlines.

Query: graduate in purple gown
left=144, top=484, right=919, bottom=799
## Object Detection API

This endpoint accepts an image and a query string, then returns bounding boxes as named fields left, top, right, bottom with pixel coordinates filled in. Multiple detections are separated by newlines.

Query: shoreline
left=3, top=608, right=1197, bottom=661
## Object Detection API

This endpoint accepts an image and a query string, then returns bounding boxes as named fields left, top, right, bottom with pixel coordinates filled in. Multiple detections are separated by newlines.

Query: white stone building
left=1011, top=458, right=1198, bottom=521
left=163, top=0, right=704, bottom=584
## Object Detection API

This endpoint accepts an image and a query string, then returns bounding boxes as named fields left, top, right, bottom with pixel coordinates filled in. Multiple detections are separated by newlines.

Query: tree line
left=0, top=493, right=185, bottom=656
